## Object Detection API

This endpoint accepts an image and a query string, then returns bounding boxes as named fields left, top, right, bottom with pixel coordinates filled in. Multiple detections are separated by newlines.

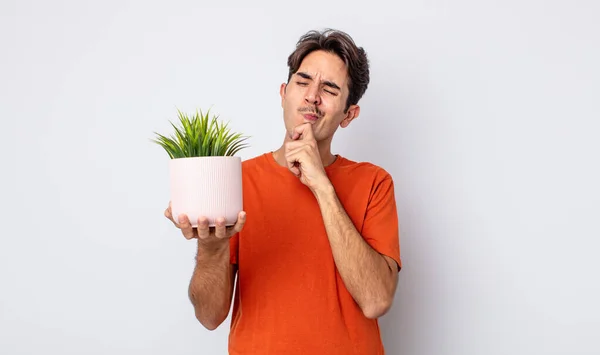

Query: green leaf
left=151, top=108, right=250, bottom=158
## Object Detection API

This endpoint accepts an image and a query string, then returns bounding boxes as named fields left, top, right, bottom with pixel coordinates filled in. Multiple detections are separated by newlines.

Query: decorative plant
left=152, top=109, right=249, bottom=158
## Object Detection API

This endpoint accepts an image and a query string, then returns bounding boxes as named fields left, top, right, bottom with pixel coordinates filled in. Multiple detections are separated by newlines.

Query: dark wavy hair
left=286, top=29, right=370, bottom=112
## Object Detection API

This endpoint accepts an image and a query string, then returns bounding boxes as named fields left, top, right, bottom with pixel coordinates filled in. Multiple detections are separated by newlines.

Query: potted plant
left=152, top=108, right=249, bottom=227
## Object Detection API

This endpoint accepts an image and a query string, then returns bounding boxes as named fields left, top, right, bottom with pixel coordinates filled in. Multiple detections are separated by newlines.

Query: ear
left=280, top=83, right=287, bottom=107
left=340, top=105, right=360, bottom=128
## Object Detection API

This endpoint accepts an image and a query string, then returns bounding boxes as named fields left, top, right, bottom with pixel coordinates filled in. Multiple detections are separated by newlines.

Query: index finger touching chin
left=293, top=122, right=314, bottom=139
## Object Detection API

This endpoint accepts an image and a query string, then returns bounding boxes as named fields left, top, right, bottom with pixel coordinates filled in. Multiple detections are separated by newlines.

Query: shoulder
left=240, top=152, right=277, bottom=178
left=336, top=156, right=393, bottom=184
left=241, top=152, right=268, bottom=169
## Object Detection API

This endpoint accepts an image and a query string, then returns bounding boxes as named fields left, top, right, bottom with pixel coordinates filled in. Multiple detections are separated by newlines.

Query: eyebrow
left=296, top=72, right=341, bottom=91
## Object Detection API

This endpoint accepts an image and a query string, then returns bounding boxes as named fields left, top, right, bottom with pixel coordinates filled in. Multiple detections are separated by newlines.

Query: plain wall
left=1, top=0, right=599, bottom=354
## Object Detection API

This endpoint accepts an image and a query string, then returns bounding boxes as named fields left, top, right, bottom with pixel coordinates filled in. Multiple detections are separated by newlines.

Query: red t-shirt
left=228, top=152, right=401, bottom=354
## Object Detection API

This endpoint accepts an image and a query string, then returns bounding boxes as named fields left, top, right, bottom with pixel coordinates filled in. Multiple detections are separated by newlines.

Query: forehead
left=297, top=50, right=349, bottom=88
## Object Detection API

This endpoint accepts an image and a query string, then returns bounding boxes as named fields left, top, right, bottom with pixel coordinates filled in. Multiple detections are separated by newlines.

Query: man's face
left=280, top=50, right=359, bottom=142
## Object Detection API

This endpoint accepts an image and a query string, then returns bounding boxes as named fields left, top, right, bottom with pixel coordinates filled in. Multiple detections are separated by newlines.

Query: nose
left=304, top=83, right=321, bottom=106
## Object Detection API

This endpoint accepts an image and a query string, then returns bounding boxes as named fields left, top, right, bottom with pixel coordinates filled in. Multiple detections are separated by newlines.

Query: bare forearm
left=314, top=184, right=397, bottom=319
left=188, top=242, right=235, bottom=330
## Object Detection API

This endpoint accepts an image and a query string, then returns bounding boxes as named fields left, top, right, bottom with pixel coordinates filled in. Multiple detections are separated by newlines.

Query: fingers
left=166, top=203, right=247, bottom=241
left=284, top=129, right=316, bottom=176
left=196, top=216, right=210, bottom=240
left=284, top=140, right=308, bottom=151
left=164, top=202, right=176, bottom=225
left=165, top=202, right=189, bottom=228
left=285, top=142, right=315, bottom=160
left=215, top=211, right=247, bottom=239
left=176, top=214, right=197, bottom=240
left=287, top=160, right=301, bottom=176
left=228, top=211, right=247, bottom=236
left=165, top=202, right=196, bottom=239
left=213, top=217, right=228, bottom=239
left=285, top=146, right=308, bottom=176
left=292, top=122, right=315, bottom=140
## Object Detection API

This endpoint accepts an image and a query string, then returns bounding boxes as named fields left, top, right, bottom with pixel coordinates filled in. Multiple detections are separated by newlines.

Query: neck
left=272, top=138, right=336, bottom=168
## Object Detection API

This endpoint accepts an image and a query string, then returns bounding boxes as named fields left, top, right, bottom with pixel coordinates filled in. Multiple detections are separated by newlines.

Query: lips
left=303, top=114, right=319, bottom=121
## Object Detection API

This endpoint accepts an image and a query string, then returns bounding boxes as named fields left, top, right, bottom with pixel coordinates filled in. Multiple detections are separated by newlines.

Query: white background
left=1, top=0, right=599, bottom=354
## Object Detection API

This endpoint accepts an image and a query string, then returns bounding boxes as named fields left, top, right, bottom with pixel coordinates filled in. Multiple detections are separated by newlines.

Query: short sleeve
left=229, top=232, right=239, bottom=265
left=361, top=173, right=402, bottom=271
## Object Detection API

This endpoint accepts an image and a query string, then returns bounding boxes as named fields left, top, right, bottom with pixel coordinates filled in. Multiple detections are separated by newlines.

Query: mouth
left=302, top=113, right=319, bottom=122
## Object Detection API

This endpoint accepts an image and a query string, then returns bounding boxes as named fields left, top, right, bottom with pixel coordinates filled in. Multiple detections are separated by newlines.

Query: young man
left=165, top=29, right=401, bottom=354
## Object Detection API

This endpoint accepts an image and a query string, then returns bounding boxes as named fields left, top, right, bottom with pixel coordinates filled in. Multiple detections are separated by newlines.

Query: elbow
left=200, top=320, right=221, bottom=331
left=362, top=266, right=399, bottom=319
left=194, top=309, right=227, bottom=331
left=361, top=297, right=394, bottom=319
left=188, top=290, right=230, bottom=331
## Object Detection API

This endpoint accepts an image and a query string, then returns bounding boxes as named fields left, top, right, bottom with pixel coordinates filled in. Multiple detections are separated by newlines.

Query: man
left=165, top=29, right=401, bottom=354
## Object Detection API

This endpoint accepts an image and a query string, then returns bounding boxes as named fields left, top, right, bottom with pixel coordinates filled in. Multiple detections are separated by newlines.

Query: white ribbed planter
left=169, top=156, right=242, bottom=227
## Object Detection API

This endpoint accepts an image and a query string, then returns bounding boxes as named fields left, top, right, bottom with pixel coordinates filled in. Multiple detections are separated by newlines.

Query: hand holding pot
left=165, top=201, right=246, bottom=245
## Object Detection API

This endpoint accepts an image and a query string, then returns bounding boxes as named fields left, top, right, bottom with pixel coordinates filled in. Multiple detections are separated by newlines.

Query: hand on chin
left=284, top=123, right=328, bottom=192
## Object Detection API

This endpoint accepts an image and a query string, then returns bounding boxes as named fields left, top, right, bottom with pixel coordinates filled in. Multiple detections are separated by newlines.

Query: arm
left=188, top=241, right=237, bottom=330
left=282, top=123, right=399, bottom=319
left=165, top=204, right=245, bottom=330
left=313, top=183, right=398, bottom=319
